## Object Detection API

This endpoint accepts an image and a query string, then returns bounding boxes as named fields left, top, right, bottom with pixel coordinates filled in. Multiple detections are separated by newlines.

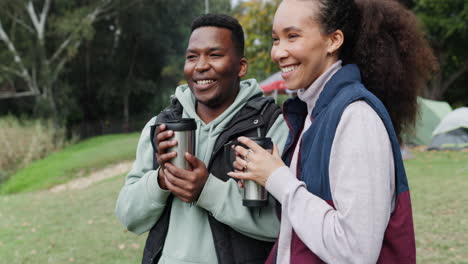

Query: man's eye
left=211, top=54, right=222, bottom=57
left=288, top=34, right=298, bottom=39
left=272, top=37, right=279, bottom=43
left=186, top=55, right=196, bottom=59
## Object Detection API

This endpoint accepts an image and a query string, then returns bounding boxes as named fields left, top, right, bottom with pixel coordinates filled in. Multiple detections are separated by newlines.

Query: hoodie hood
left=174, top=78, right=263, bottom=163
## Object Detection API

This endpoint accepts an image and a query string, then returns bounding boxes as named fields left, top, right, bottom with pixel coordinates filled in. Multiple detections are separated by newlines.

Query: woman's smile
left=280, top=64, right=300, bottom=79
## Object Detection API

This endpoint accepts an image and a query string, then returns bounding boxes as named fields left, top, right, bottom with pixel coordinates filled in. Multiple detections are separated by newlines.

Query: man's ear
left=327, top=29, right=344, bottom=55
left=238, top=57, right=248, bottom=78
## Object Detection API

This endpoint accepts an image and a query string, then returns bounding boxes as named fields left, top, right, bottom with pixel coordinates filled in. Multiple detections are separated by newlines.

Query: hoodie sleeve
left=115, top=117, right=171, bottom=235
left=196, top=115, right=289, bottom=241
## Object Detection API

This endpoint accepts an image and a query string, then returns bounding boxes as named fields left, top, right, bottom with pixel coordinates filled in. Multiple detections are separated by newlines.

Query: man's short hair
left=191, top=13, right=245, bottom=57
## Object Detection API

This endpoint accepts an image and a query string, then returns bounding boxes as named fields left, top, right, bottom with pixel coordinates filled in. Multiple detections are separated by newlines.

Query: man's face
left=184, top=26, right=247, bottom=109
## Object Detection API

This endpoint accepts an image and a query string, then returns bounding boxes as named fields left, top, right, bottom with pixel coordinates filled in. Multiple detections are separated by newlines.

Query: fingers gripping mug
left=228, top=137, right=273, bottom=208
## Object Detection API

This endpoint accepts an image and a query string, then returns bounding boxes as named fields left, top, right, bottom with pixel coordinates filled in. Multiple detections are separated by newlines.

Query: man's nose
left=195, top=56, right=210, bottom=72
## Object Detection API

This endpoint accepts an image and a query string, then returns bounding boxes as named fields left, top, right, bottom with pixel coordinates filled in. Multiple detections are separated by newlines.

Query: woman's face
left=271, top=0, right=336, bottom=90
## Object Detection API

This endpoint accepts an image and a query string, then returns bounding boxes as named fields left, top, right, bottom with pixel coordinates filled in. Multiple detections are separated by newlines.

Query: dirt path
left=49, top=161, right=133, bottom=193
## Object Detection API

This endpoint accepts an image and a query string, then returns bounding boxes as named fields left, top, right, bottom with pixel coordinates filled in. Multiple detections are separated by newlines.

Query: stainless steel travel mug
left=164, top=118, right=196, bottom=170
left=241, top=137, right=273, bottom=208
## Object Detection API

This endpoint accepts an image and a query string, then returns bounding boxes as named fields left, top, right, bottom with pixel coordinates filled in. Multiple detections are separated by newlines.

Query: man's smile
left=193, top=79, right=218, bottom=90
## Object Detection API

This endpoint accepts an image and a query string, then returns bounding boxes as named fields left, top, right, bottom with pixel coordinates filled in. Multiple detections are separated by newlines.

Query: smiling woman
left=228, top=0, right=438, bottom=263
left=271, top=0, right=338, bottom=91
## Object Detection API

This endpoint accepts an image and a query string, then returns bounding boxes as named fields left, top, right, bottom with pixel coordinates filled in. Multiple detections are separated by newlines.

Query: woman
left=228, top=0, right=437, bottom=263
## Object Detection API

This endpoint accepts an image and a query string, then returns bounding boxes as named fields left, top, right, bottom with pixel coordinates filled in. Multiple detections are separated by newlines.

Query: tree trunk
left=427, top=73, right=443, bottom=99
left=122, top=41, right=139, bottom=132
left=122, top=92, right=129, bottom=132
left=425, top=47, right=468, bottom=101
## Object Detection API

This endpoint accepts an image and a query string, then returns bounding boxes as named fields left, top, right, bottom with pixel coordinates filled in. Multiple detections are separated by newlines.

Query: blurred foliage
left=414, top=0, right=468, bottom=104
left=234, top=0, right=281, bottom=82
left=64, top=0, right=231, bottom=136
left=1, top=0, right=468, bottom=140
left=0, top=0, right=231, bottom=138
left=0, top=115, right=68, bottom=184
left=0, top=0, right=123, bottom=125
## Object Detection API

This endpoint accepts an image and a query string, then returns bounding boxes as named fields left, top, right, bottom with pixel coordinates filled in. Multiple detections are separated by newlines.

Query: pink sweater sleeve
left=265, top=101, right=395, bottom=263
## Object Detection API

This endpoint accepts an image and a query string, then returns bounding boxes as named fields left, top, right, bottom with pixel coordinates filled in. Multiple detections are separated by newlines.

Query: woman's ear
left=238, top=57, right=248, bottom=78
left=327, top=29, right=344, bottom=55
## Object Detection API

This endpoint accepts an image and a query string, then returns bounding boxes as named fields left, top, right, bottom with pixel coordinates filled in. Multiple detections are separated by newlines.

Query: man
left=115, top=14, right=288, bottom=264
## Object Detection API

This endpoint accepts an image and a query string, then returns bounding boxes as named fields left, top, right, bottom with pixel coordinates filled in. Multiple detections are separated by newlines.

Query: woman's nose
left=271, top=44, right=288, bottom=63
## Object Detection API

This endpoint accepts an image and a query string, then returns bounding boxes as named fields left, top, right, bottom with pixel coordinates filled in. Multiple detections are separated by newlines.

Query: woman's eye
left=272, top=37, right=279, bottom=43
left=186, top=55, right=196, bottom=60
left=288, top=34, right=298, bottom=39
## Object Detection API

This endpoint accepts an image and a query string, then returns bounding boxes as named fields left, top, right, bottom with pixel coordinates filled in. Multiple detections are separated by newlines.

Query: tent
left=429, top=107, right=468, bottom=150
left=259, top=71, right=294, bottom=103
left=409, top=97, right=452, bottom=145
left=259, top=71, right=287, bottom=93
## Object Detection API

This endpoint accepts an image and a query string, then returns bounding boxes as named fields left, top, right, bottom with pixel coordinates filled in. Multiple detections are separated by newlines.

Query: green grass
left=405, top=150, right=468, bottom=263
left=0, top=174, right=146, bottom=264
left=0, top=133, right=139, bottom=194
left=0, top=142, right=466, bottom=263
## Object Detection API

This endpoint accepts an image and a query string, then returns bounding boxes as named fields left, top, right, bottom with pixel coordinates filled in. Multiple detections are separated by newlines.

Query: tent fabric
left=429, top=107, right=468, bottom=150
left=260, top=71, right=290, bottom=93
left=429, top=128, right=468, bottom=150
left=259, top=71, right=283, bottom=87
left=432, top=107, right=468, bottom=135
left=410, top=97, right=452, bottom=145
left=261, top=80, right=286, bottom=93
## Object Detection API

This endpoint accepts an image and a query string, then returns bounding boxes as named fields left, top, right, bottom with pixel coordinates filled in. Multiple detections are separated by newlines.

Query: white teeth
left=281, top=65, right=298, bottom=73
left=196, top=80, right=214, bottom=85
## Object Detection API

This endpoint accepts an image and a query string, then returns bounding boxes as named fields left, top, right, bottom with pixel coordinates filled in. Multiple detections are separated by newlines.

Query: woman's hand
left=228, top=136, right=285, bottom=186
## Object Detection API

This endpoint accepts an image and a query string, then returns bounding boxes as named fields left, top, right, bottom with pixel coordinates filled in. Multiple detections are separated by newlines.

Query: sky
left=231, top=0, right=241, bottom=7
left=231, top=0, right=241, bottom=8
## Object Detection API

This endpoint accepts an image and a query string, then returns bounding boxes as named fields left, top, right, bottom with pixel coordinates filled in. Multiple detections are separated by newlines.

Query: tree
left=398, top=0, right=415, bottom=9
left=0, top=0, right=232, bottom=136
left=414, top=0, right=468, bottom=100
left=64, top=0, right=231, bottom=135
left=0, top=0, right=137, bottom=123
left=234, top=0, right=281, bottom=81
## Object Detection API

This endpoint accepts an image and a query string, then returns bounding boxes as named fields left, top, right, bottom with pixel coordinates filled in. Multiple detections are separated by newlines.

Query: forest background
left=0, top=0, right=467, bottom=180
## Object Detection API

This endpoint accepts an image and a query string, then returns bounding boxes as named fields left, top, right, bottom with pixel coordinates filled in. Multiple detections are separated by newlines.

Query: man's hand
left=163, top=152, right=209, bottom=203
left=155, top=124, right=177, bottom=190
left=158, top=168, right=169, bottom=190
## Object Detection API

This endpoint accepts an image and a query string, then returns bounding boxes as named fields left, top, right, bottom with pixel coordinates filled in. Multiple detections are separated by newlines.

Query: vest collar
left=311, top=64, right=362, bottom=118
left=283, top=64, right=362, bottom=134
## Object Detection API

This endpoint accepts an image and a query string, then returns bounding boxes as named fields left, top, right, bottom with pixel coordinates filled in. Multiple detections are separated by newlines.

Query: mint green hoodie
left=115, top=79, right=289, bottom=264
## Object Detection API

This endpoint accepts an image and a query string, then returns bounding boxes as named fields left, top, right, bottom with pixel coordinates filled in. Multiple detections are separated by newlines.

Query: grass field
left=405, top=149, right=468, bottom=263
left=0, top=141, right=467, bottom=263
left=0, top=175, right=146, bottom=264
left=0, top=133, right=139, bottom=194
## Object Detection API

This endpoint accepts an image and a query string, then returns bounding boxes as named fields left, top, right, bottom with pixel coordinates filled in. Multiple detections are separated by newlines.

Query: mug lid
left=231, top=137, right=273, bottom=149
left=163, top=118, right=197, bottom=131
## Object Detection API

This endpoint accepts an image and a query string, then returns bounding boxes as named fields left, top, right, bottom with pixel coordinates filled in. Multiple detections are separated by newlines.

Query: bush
left=0, top=116, right=67, bottom=184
